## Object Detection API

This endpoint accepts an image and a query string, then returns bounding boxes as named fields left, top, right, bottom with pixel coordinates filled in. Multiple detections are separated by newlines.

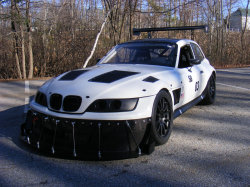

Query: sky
left=239, top=0, right=249, bottom=8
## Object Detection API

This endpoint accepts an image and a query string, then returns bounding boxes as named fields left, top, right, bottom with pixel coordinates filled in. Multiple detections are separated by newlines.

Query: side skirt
left=173, top=73, right=212, bottom=119
left=173, top=94, right=205, bottom=119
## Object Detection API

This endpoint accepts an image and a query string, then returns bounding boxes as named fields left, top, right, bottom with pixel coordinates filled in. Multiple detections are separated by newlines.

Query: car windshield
left=100, top=43, right=177, bottom=67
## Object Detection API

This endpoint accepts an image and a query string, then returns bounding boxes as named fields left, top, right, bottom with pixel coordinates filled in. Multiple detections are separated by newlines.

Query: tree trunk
left=15, top=2, right=26, bottom=79
left=26, top=0, right=34, bottom=78
left=241, top=0, right=249, bottom=64
left=14, top=37, right=22, bottom=79
left=42, top=0, right=48, bottom=77
left=83, top=3, right=117, bottom=68
left=28, top=31, right=33, bottom=78
left=11, top=0, right=22, bottom=79
left=20, top=24, right=26, bottom=79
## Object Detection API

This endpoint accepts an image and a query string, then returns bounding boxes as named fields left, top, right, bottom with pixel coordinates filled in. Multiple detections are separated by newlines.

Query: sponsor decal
left=180, top=85, right=185, bottom=99
left=195, top=81, right=199, bottom=91
left=188, top=75, right=193, bottom=82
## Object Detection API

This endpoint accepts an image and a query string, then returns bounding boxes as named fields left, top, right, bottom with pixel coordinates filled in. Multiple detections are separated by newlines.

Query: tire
left=150, top=90, right=173, bottom=145
left=200, top=73, right=216, bottom=105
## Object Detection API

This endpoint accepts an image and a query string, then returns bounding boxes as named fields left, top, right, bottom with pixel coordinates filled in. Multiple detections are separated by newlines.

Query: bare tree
left=240, top=0, right=249, bottom=64
left=11, top=0, right=22, bottom=79
left=83, top=2, right=117, bottom=68
left=26, top=0, right=34, bottom=78
left=1, top=0, right=250, bottom=79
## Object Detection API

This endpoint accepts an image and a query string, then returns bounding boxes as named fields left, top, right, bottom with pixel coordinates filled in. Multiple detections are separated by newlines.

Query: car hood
left=43, top=64, right=178, bottom=113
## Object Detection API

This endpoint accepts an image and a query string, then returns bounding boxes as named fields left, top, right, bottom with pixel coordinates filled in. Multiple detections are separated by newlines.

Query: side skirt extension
left=173, top=94, right=205, bottom=119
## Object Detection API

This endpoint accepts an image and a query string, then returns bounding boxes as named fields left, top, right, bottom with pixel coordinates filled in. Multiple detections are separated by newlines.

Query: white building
left=229, top=8, right=250, bottom=31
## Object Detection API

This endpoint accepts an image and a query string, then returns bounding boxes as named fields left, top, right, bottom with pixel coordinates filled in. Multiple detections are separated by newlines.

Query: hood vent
left=59, top=70, right=89, bottom=81
left=143, top=76, right=159, bottom=83
left=89, top=70, right=140, bottom=83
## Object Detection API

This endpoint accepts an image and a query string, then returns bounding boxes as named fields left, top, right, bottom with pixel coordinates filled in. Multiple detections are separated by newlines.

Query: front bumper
left=20, top=110, right=155, bottom=159
left=29, top=95, right=156, bottom=121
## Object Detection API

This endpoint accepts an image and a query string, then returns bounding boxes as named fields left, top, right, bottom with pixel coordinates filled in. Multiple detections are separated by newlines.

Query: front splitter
left=20, top=110, right=155, bottom=159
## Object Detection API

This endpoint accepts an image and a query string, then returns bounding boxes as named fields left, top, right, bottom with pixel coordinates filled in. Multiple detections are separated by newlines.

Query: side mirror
left=190, top=59, right=201, bottom=65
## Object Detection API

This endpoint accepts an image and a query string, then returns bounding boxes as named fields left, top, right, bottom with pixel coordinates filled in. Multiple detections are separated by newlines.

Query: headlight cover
left=86, top=98, right=139, bottom=112
left=35, top=91, right=47, bottom=107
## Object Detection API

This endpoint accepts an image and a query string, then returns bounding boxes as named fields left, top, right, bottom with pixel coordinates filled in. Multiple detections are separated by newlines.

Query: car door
left=190, top=42, right=206, bottom=96
left=176, top=44, right=201, bottom=106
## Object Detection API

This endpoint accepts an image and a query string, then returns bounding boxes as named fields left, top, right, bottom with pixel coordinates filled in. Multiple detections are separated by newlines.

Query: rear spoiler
left=133, top=25, right=209, bottom=39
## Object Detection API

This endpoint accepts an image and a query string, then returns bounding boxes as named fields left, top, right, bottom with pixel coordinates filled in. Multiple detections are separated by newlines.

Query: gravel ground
left=0, top=68, right=249, bottom=187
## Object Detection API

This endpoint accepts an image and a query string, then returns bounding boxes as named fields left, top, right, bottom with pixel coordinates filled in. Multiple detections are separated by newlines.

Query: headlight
left=86, top=98, right=138, bottom=112
left=35, top=91, right=47, bottom=107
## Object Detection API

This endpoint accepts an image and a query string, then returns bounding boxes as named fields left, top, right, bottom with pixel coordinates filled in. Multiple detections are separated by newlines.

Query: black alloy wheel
left=151, top=90, right=173, bottom=145
left=209, top=74, right=216, bottom=100
left=200, top=73, right=216, bottom=105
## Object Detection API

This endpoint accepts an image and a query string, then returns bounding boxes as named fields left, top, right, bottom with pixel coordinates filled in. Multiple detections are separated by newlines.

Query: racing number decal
left=195, top=81, right=199, bottom=92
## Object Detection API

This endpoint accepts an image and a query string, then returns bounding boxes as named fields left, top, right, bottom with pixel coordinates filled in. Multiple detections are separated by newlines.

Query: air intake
left=50, top=94, right=62, bottom=110
left=59, top=70, right=89, bottom=81
left=63, top=95, right=82, bottom=112
left=143, top=76, right=159, bottom=83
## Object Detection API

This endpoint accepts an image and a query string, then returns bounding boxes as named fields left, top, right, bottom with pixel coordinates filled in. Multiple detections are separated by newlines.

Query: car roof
left=121, top=38, right=192, bottom=45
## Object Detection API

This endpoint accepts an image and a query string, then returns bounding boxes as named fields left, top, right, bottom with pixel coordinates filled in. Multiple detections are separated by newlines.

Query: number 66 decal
left=195, top=81, right=199, bottom=91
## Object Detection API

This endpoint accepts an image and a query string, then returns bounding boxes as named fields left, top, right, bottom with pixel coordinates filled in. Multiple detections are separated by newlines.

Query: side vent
left=143, top=76, right=159, bottom=83
left=172, top=88, right=181, bottom=105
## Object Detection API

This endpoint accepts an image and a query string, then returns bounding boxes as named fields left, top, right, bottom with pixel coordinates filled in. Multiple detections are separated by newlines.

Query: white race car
left=21, top=27, right=216, bottom=159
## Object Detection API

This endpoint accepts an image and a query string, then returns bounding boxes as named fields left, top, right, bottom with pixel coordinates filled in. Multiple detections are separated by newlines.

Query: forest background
left=0, top=0, right=249, bottom=79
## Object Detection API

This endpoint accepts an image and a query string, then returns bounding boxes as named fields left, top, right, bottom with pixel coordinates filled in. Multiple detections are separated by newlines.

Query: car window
left=107, top=48, right=137, bottom=63
left=178, top=45, right=193, bottom=68
left=101, top=43, right=177, bottom=67
left=191, top=43, right=204, bottom=60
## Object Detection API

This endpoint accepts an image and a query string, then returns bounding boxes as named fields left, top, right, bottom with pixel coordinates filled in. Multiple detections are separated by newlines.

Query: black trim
left=63, top=95, right=82, bottom=112
left=50, top=94, right=62, bottom=110
left=35, top=91, right=47, bottom=107
left=172, top=88, right=181, bottom=105
left=86, top=98, right=139, bottom=112
left=143, top=76, right=159, bottom=83
left=174, top=72, right=215, bottom=118
left=174, top=93, right=205, bottom=119
left=133, top=25, right=209, bottom=36
left=89, top=70, right=140, bottom=83
left=20, top=110, right=153, bottom=159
